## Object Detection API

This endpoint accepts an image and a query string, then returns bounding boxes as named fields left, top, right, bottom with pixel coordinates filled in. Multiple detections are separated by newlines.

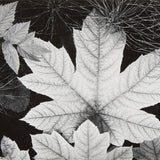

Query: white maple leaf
left=0, top=136, right=30, bottom=160
left=32, top=120, right=132, bottom=160
left=133, top=136, right=160, bottom=160
left=0, top=2, right=17, bottom=37
left=20, top=11, right=160, bottom=146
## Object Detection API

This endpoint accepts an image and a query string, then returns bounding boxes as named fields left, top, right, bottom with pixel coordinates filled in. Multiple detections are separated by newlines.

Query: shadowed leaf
left=133, top=136, right=160, bottom=160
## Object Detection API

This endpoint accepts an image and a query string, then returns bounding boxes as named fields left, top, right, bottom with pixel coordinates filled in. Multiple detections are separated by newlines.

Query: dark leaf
left=0, top=48, right=30, bottom=113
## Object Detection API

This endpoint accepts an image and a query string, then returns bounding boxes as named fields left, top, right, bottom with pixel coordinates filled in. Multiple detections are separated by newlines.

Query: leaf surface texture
left=0, top=2, right=17, bottom=37
left=32, top=120, right=132, bottom=160
left=21, top=11, right=160, bottom=145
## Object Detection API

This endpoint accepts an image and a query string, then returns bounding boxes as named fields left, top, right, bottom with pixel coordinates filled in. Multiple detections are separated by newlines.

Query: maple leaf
left=32, top=120, right=132, bottom=160
left=133, top=136, right=160, bottom=160
left=20, top=11, right=160, bottom=146
left=0, top=136, right=30, bottom=160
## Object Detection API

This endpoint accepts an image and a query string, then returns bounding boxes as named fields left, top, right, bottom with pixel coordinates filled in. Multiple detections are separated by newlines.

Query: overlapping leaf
left=4, top=22, right=31, bottom=44
left=17, top=36, right=51, bottom=61
left=133, top=136, right=160, bottom=160
left=21, top=11, right=160, bottom=145
left=32, top=120, right=132, bottom=160
left=0, top=2, right=52, bottom=74
left=2, top=22, right=51, bottom=73
left=0, top=136, right=30, bottom=160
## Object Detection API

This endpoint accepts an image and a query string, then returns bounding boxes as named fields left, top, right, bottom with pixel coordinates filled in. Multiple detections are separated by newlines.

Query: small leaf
left=17, top=46, right=40, bottom=62
left=0, top=2, right=18, bottom=37
left=17, top=32, right=40, bottom=61
left=1, top=136, right=30, bottom=160
left=32, top=120, right=132, bottom=160
left=4, top=22, right=30, bottom=44
left=20, top=31, right=35, bottom=44
left=18, top=38, right=52, bottom=59
left=133, top=136, right=160, bottom=160
left=74, top=120, right=110, bottom=160
left=2, top=42, right=19, bottom=74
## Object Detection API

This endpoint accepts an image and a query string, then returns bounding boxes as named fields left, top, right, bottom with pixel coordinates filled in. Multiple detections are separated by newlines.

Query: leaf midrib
left=25, top=111, right=87, bottom=119
left=95, top=20, right=101, bottom=105
left=101, top=112, right=160, bottom=130
left=101, top=56, right=160, bottom=111
left=35, top=138, right=68, bottom=160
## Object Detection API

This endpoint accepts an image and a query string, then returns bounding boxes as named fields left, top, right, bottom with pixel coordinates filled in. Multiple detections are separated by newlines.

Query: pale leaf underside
left=21, top=11, right=160, bottom=145
left=74, top=120, right=110, bottom=160
left=32, top=120, right=132, bottom=160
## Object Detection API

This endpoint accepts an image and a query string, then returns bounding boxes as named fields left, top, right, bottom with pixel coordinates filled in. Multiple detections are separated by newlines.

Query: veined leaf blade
left=74, top=120, right=109, bottom=160
left=0, top=2, right=17, bottom=37
left=32, top=132, right=75, bottom=160
left=73, top=11, right=126, bottom=105
left=103, top=107, right=160, bottom=145
left=22, top=101, right=87, bottom=141
left=103, top=52, right=160, bottom=111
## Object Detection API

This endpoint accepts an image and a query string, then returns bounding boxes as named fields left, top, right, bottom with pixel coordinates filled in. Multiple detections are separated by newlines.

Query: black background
left=0, top=0, right=160, bottom=159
